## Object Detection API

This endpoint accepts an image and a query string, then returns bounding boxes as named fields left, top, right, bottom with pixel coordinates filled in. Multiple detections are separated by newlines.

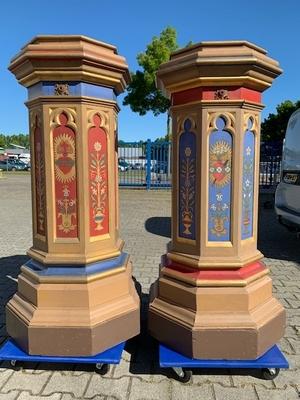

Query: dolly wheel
left=261, top=368, right=280, bottom=380
left=10, top=360, right=21, bottom=370
left=172, top=367, right=192, bottom=383
left=95, top=363, right=110, bottom=375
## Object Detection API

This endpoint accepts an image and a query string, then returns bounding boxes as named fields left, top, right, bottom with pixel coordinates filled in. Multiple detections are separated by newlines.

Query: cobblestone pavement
left=0, top=173, right=299, bottom=400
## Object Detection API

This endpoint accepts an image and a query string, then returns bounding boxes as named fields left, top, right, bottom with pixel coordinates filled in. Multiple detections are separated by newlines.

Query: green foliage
left=261, top=100, right=300, bottom=142
left=123, top=26, right=179, bottom=116
left=0, top=134, right=29, bottom=149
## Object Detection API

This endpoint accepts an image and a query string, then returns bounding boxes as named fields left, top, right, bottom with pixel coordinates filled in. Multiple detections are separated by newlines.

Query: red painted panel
left=88, top=114, right=109, bottom=236
left=34, top=118, right=46, bottom=236
left=163, top=256, right=266, bottom=281
left=53, top=113, right=78, bottom=238
left=172, top=87, right=261, bottom=105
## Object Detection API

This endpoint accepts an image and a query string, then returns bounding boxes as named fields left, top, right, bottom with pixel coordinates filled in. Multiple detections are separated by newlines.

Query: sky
left=0, top=0, right=300, bottom=142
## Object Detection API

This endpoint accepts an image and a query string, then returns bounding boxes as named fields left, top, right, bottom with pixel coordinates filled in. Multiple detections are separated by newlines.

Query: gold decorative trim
left=176, top=114, right=197, bottom=135
left=54, top=83, right=69, bottom=96
left=207, top=111, right=235, bottom=134
left=243, top=112, right=259, bottom=133
left=49, top=107, right=77, bottom=131
left=214, top=89, right=229, bottom=100
left=171, top=99, right=264, bottom=111
left=87, top=109, right=110, bottom=133
left=164, top=75, right=272, bottom=93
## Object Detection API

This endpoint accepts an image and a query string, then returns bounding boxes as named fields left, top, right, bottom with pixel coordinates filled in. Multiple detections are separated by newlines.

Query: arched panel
left=241, top=120, right=255, bottom=239
left=208, top=117, right=232, bottom=242
left=88, top=113, right=109, bottom=236
left=178, top=119, right=196, bottom=240
left=52, top=111, right=78, bottom=239
left=32, top=114, right=46, bottom=237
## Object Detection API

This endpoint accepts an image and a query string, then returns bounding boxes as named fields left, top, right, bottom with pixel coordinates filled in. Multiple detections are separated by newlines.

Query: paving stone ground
left=0, top=173, right=299, bottom=400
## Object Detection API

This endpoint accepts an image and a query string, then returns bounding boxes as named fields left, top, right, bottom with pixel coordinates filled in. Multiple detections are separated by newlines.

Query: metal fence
left=118, top=140, right=172, bottom=188
left=259, top=155, right=282, bottom=189
left=118, top=141, right=282, bottom=190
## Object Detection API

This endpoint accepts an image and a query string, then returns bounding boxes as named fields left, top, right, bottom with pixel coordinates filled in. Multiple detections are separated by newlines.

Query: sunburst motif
left=209, top=140, right=232, bottom=187
left=53, top=133, right=76, bottom=183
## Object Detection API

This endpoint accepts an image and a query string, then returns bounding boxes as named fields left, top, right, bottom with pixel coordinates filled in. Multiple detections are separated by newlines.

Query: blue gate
left=118, top=140, right=282, bottom=190
left=118, top=140, right=171, bottom=189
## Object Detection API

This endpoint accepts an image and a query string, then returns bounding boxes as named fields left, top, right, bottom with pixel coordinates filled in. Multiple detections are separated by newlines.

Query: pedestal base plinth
left=6, top=253, right=140, bottom=356
left=148, top=260, right=285, bottom=360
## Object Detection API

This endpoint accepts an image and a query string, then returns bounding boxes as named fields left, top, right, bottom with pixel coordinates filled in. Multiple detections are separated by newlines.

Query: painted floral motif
left=180, top=146, right=196, bottom=235
left=209, top=193, right=229, bottom=237
left=57, top=186, right=77, bottom=233
left=33, top=119, right=46, bottom=235
left=53, top=133, right=76, bottom=183
left=242, top=124, right=255, bottom=239
left=209, top=140, right=232, bottom=187
left=88, top=114, right=109, bottom=236
left=208, top=117, right=232, bottom=241
left=90, top=141, right=107, bottom=231
left=178, top=119, right=196, bottom=240
left=52, top=112, right=78, bottom=238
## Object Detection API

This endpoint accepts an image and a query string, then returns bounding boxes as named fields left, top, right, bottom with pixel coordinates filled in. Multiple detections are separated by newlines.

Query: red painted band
left=172, top=86, right=261, bottom=106
left=162, top=257, right=266, bottom=281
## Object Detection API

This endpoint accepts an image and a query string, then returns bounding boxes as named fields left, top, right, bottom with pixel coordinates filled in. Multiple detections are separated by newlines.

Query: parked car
left=275, top=108, right=300, bottom=231
left=0, top=160, right=24, bottom=171
left=153, top=161, right=168, bottom=174
left=132, top=162, right=144, bottom=170
left=118, top=160, right=130, bottom=172
left=19, top=155, right=31, bottom=164
left=10, top=159, right=30, bottom=171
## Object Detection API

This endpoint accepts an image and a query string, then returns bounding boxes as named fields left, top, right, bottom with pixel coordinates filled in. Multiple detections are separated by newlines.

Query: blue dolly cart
left=159, top=344, right=289, bottom=383
left=0, top=339, right=125, bottom=375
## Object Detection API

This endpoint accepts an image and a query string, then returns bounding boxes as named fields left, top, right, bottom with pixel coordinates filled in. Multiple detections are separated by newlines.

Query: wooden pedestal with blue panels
left=149, top=41, right=287, bottom=364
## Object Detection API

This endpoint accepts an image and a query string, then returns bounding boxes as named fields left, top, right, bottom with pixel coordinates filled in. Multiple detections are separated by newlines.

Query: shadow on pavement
left=145, top=206, right=300, bottom=265
left=145, top=216, right=171, bottom=239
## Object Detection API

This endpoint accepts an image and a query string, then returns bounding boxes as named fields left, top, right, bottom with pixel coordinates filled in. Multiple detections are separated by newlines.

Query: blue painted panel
left=28, top=82, right=117, bottom=101
left=178, top=119, right=196, bottom=240
left=159, top=344, right=289, bottom=369
left=242, top=129, right=255, bottom=239
left=208, top=118, right=232, bottom=241
left=0, top=339, right=125, bottom=364
left=24, top=252, right=128, bottom=277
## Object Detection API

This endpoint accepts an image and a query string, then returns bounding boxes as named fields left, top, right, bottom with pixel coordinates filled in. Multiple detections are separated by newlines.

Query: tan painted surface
left=7, top=36, right=140, bottom=356
left=148, top=40, right=285, bottom=359
left=6, top=258, right=140, bottom=356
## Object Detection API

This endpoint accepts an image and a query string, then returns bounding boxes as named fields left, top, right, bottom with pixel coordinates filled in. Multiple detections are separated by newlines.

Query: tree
left=0, top=133, right=29, bottom=149
left=261, top=100, right=300, bottom=142
left=123, top=27, right=179, bottom=138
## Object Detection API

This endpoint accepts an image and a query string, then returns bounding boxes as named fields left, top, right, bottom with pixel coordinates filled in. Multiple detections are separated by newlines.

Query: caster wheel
left=10, top=360, right=21, bottom=370
left=95, top=363, right=110, bottom=375
left=261, top=368, right=280, bottom=380
left=172, top=368, right=192, bottom=383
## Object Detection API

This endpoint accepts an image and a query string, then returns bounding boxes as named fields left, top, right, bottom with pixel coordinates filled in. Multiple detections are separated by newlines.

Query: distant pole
left=146, top=139, right=151, bottom=190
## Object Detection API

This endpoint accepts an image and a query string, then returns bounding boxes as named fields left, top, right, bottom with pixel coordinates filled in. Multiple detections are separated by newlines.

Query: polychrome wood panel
left=208, top=117, right=232, bottom=241
left=178, top=119, right=196, bottom=240
left=88, top=114, right=109, bottom=236
left=242, top=120, right=255, bottom=239
left=33, top=115, right=46, bottom=236
left=53, top=112, right=78, bottom=238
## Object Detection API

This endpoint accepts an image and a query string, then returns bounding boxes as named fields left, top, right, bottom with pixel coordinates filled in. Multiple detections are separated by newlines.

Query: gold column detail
left=149, top=41, right=285, bottom=360
left=6, top=35, right=140, bottom=356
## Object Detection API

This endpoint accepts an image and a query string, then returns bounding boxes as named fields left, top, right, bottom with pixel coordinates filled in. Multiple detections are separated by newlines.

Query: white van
left=275, top=108, right=300, bottom=231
